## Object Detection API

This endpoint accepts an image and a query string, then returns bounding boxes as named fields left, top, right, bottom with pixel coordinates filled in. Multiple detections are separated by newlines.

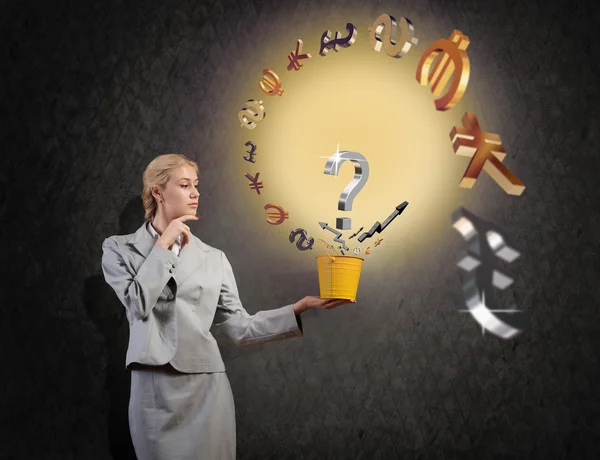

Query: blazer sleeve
left=101, top=236, right=180, bottom=321
left=212, top=251, right=304, bottom=347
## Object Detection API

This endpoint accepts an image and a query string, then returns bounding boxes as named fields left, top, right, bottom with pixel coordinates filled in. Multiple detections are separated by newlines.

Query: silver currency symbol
left=451, top=207, right=527, bottom=339
left=353, top=247, right=360, bottom=255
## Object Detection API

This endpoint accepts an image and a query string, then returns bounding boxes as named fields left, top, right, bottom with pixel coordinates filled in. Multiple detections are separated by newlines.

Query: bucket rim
left=316, top=255, right=364, bottom=261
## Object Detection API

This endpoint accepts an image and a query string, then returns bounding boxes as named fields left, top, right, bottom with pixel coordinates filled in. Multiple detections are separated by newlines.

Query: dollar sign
left=289, top=228, right=314, bottom=251
left=238, top=99, right=266, bottom=130
left=368, top=14, right=419, bottom=58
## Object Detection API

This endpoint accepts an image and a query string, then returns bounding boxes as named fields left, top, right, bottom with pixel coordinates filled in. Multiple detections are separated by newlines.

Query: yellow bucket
left=316, top=238, right=364, bottom=301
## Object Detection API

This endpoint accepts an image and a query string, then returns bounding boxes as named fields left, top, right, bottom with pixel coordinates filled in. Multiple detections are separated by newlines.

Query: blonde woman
left=101, top=154, right=353, bottom=460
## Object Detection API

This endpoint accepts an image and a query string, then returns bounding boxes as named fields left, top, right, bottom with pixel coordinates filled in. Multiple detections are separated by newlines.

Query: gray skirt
left=128, top=364, right=236, bottom=460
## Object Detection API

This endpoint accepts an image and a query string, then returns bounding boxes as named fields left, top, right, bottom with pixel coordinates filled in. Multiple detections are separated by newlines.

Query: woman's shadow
left=84, top=198, right=142, bottom=460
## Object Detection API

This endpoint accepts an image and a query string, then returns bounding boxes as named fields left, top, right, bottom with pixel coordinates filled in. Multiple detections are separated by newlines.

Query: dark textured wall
left=1, top=0, right=599, bottom=459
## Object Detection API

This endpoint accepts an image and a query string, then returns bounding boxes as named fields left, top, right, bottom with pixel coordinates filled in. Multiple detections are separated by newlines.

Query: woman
left=101, top=154, right=353, bottom=460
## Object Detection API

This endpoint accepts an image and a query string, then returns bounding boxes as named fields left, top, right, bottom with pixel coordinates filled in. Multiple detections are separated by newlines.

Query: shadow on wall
left=83, top=198, right=143, bottom=460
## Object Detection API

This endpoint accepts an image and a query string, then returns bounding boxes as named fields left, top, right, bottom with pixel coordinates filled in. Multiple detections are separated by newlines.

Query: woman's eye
left=181, top=185, right=188, bottom=188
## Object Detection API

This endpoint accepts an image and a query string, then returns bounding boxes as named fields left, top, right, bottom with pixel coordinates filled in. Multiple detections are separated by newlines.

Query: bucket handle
left=317, top=238, right=340, bottom=261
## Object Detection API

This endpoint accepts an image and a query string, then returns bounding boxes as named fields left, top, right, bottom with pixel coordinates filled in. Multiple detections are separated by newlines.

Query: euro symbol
left=451, top=112, right=525, bottom=196
left=264, top=203, right=289, bottom=225
left=259, top=69, right=284, bottom=96
left=452, top=207, right=527, bottom=339
left=416, top=30, right=470, bottom=111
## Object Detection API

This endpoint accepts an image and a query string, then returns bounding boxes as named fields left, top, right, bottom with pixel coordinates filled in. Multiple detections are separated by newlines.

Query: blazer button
left=169, top=268, right=174, bottom=273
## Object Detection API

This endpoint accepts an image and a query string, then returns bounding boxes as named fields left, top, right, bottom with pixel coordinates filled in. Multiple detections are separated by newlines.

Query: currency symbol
left=368, top=14, right=419, bottom=58
left=264, top=203, right=289, bottom=225
left=238, top=99, right=266, bottom=130
left=319, top=23, right=358, bottom=56
left=289, top=228, right=315, bottom=251
left=353, top=247, right=360, bottom=255
left=259, top=69, right=284, bottom=96
left=244, top=172, right=264, bottom=195
left=416, top=30, right=470, bottom=111
left=452, top=207, right=527, bottom=339
left=365, top=247, right=371, bottom=255
left=244, top=141, right=257, bottom=163
left=451, top=112, right=525, bottom=196
left=374, top=237, right=383, bottom=247
left=287, top=39, right=312, bottom=71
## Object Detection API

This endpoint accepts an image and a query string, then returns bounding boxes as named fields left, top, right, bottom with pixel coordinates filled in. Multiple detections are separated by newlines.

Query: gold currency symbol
left=264, top=203, right=289, bottom=225
left=415, top=30, right=470, bottom=111
left=244, top=172, right=264, bottom=195
left=374, top=237, right=383, bottom=247
left=238, top=99, right=266, bottom=129
left=365, top=247, right=371, bottom=255
left=287, top=39, right=312, bottom=71
left=259, top=69, right=284, bottom=96
left=368, top=14, right=419, bottom=58
left=450, top=112, right=525, bottom=196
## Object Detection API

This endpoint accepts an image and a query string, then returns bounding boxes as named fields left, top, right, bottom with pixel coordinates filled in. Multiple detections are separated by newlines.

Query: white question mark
left=323, top=150, right=370, bottom=230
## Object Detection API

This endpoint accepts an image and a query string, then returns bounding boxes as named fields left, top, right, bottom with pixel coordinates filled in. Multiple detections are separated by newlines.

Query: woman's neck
left=151, top=212, right=170, bottom=236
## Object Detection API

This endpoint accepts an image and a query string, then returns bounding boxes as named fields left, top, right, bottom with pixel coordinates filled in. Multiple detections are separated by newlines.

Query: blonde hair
left=141, top=154, right=198, bottom=222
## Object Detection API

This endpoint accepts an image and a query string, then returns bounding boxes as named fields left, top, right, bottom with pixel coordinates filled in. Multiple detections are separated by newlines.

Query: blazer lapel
left=128, top=221, right=209, bottom=286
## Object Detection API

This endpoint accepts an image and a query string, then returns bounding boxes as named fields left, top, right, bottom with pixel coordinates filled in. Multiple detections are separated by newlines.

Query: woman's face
left=156, top=165, right=200, bottom=219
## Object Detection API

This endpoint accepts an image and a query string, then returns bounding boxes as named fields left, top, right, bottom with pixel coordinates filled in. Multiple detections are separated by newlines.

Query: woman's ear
left=151, top=186, right=161, bottom=201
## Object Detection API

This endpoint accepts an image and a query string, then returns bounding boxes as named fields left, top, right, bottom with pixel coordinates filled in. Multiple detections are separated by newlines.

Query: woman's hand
left=293, top=295, right=356, bottom=314
left=155, top=215, right=199, bottom=250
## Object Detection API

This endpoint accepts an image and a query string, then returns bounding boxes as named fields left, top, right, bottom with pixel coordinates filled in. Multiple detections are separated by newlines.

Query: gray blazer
left=101, top=221, right=303, bottom=372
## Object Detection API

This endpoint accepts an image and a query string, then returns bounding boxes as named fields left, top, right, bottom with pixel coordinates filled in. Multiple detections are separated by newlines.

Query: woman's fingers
left=181, top=228, right=191, bottom=248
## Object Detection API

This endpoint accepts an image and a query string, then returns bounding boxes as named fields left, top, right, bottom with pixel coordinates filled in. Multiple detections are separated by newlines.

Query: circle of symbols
left=235, top=13, right=528, bottom=339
